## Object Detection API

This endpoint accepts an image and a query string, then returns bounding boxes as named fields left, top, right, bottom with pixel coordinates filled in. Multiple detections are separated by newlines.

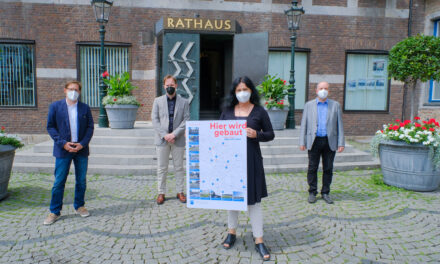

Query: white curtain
left=268, top=51, right=307, bottom=109
left=80, top=46, right=129, bottom=107
left=345, top=54, right=389, bottom=111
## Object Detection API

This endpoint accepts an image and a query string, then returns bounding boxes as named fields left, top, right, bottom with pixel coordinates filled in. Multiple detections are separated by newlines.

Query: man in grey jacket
left=152, top=75, right=190, bottom=205
left=299, top=81, right=345, bottom=204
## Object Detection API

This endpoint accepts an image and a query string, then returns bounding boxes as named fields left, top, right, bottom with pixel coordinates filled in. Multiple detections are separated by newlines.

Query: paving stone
left=0, top=170, right=439, bottom=263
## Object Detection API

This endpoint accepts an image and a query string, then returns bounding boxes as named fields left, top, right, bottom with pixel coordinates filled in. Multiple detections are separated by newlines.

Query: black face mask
left=166, top=86, right=176, bottom=95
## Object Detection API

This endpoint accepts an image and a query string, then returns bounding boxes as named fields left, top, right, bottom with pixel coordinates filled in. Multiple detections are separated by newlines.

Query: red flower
left=415, top=123, right=421, bottom=128
left=400, top=122, right=405, bottom=127
left=113, top=98, right=117, bottom=102
left=141, top=104, right=144, bottom=107
left=393, top=125, right=399, bottom=130
left=422, top=127, right=427, bottom=130
left=429, top=118, right=436, bottom=123
left=423, top=121, right=428, bottom=124
left=436, top=122, right=439, bottom=127
left=404, top=120, right=411, bottom=125
left=395, top=119, right=400, bottom=123
left=283, top=80, right=287, bottom=85
left=414, top=116, right=421, bottom=120
left=1, top=126, right=4, bottom=131
left=265, top=102, right=268, bottom=105
left=380, top=130, right=384, bottom=133
left=102, top=71, right=110, bottom=78
left=429, top=127, right=435, bottom=132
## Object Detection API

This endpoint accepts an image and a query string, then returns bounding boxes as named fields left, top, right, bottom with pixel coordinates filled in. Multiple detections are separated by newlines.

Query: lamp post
left=285, top=0, right=304, bottom=129
left=91, top=0, right=113, bottom=127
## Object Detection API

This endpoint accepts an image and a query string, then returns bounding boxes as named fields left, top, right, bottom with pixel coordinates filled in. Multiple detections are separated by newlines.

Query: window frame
left=76, top=41, right=132, bottom=108
left=268, top=47, right=310, bottom=111
left=343, top=49, right=391, bottom=113
left=0, top=39, right=37, bottom=109
left=429, top=19, right=440, bottom=102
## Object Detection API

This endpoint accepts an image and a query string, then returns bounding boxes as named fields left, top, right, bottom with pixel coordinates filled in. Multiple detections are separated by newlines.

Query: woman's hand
left=246, top=128, right=257, bottom=138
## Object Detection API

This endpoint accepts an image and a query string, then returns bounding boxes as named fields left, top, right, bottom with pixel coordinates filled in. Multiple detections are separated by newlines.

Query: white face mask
left=317, top=89, right=328, bottom=100
left=67, top=90, right=80, bottom=101
left=236, top=91, right=251, bottom=103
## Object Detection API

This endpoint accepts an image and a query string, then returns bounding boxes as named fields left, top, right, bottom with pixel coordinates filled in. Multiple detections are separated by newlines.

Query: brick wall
left=0, top=1, right=426, bottom=136
left=312, top=0, right=347, bottom=7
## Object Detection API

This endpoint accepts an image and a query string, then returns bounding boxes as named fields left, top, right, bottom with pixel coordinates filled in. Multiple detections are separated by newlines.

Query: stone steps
left=12, top=121, right=380, bottom=175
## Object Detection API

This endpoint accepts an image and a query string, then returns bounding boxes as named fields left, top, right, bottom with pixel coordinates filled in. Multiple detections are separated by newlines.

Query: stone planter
left=266, top=108, right=288, bottom=130
left=0, top=145, right=16, bottom=201
left=379, top=140, right=440, bottom=191
left=105, top=104, right=139, bottom=129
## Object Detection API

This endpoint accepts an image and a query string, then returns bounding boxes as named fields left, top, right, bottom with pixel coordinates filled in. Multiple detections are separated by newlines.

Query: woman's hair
left=224, top=76, right=260, bottom=109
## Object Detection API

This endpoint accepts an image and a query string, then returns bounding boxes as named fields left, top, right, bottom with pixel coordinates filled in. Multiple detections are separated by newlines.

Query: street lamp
left=91, top=0, right=113, bottom=127
left=285, top=0, right=304, bottom=129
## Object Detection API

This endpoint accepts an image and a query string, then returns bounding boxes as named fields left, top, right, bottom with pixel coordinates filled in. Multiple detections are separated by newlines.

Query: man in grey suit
left=152, top=75, right=190, bottom=205
left=299, top=81, right=345, bottom=204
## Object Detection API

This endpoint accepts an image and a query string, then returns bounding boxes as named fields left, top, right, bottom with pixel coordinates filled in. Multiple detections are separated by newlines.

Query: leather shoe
left=156, top=194, right=165, bottom=205
left=177, top=192, right=186, bottom=203
left=255, top=243, right=271, bottom=261
left=308, top=193, right=317, bottom=204
left=322, top=194, right=334, bottom=204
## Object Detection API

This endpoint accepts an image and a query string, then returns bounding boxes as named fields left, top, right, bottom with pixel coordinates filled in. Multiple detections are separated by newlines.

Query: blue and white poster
left=186, top=120, right=247, bottom=211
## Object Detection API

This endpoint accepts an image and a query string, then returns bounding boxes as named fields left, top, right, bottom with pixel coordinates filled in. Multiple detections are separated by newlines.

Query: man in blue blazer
left=44, top=81, right=94, bottom=225
left=299, top=82, right=345, bottom=204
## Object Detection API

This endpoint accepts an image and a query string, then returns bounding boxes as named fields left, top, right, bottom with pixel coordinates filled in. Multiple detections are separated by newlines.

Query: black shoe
left=308, top=193, right=317, bottom=204
left=255, top=243, right=271, bottom=261
left=322, top=194, right=334, bottom=204
left=222, top=233, right=236, bottom=249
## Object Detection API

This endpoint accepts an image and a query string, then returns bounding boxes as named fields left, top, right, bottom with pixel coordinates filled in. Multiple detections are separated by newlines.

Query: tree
left=388, top=35, right=440, bottom=120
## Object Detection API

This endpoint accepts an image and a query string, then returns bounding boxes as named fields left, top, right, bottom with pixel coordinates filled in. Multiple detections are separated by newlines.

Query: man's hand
left=299, top=145, right=306, bottom=151
left=72, top=143, right=83, bottom=152
left=164, top=133, right=176, bottom=143
left=245, top=128, right=257, bottom=138
left=337, top=146, right=345, bottom=153
left=64, top=142, right=77, bottom=152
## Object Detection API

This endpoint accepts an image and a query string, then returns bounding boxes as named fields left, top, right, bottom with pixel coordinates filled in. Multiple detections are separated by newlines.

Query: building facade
left=0, top=0, right=437, bottom=135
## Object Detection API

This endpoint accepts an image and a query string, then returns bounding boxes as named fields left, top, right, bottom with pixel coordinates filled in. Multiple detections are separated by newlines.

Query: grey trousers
left=228, top=203, right=263, bottom=238
left=156, top=143, right=185, bottom=194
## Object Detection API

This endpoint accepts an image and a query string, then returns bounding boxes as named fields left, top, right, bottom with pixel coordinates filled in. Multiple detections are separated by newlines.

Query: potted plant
left=388, top=34, right=440, bottom=120
left=0, top=126, right=24, bottom=200
left=102, top=71, right=141, bottom=129
left=257, top=74, right=293, bottom=130
left=370, top=117, right=440, bottom=191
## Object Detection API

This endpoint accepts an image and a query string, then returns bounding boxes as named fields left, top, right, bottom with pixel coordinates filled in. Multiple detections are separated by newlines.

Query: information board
left=186, top=120, right=247, bottom=211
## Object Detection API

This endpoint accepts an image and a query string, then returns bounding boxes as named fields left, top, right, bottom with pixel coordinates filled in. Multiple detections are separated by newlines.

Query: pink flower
left=102, top=71, right=110, bottom=78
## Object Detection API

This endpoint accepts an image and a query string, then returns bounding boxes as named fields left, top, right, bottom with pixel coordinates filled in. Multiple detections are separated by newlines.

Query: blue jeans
left=49, top=155, right=88, bottom=215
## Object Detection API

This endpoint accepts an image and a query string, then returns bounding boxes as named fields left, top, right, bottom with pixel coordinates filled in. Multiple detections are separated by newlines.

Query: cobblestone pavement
left=1, top=170, right=439, bottom=264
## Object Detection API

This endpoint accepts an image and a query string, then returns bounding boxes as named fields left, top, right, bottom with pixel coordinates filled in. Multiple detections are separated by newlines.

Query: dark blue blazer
left=47, top=99, right=94, bottom=158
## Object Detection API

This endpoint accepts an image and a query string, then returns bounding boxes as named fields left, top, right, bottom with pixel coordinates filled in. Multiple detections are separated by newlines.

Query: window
left=344, top=52, right=389, bottom=111
left=78, top=45, right=130, bottom=107
left=0, top=41, right=36, bottom=107
left=268, top=50, right=308, bottom=109
left=429, top=20, right=440, bottom=102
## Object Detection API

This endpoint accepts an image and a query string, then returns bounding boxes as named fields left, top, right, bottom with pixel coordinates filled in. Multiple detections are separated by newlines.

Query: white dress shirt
left=67, top=100, right=78, bottom=142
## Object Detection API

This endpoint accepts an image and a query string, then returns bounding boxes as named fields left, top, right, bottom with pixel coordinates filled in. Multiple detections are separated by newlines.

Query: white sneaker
left=43, top=213, right=60, bottom=225
left=75, top=207, right=90, bottom=217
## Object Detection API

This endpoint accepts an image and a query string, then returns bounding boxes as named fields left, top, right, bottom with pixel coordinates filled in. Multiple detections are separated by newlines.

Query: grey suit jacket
left=299, top=98, right=345, bottom=151
left=151, top=94, right=190, bottom=147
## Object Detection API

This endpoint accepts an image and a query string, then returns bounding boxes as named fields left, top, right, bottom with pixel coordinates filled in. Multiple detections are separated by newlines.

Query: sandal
left=222, top=233, right=236, bottom=249
left=255, top=243, right=271, bottom=261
